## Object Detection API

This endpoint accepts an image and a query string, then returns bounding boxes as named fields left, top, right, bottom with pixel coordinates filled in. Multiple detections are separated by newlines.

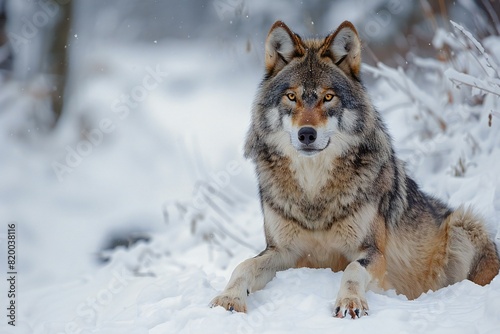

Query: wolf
left=210, top=20, right=500, bottom=318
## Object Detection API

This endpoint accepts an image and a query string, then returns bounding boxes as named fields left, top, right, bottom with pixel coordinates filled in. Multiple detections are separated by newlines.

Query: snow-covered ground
left=1, top=18, right=500, bottom=334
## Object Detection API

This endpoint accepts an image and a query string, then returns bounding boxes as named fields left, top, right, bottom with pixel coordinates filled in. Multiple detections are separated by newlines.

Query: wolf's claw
left=334, top=296, right=368, bottom=319
left=210, top=293, right=247, bottom=313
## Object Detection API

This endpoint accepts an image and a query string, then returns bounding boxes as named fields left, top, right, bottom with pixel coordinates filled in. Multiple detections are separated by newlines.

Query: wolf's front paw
left=210, top=293, right=247, bottom=313
left=333, top=295, right=368, bottom=319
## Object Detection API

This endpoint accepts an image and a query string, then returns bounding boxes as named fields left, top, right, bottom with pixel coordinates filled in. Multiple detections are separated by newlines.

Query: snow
left=445, top=68, right=500, bottom=96
left=1, top=12, right=500, bottom=334
left=6, top=255, right=500, bottom=333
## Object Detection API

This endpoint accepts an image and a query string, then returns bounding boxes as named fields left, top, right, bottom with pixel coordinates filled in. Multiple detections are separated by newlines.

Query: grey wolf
left=210, top=20, right=500, bottom=318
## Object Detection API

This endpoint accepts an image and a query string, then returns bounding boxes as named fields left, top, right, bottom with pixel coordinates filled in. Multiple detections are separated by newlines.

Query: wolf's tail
left=445, top=206, right=500, bottom=286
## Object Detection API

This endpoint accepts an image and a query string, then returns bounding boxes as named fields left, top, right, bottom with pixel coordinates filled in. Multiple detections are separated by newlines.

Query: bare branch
left=450, top=20, right=499, bottom=78
left=445, top=68, right=500, bottom=97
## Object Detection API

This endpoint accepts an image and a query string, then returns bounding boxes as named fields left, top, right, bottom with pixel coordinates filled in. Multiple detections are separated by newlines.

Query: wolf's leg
left=333, top=251, right=386, bottom=319
left=334, top=216, right=386, bottom=319
left=210, top=247, right=295, bottom=312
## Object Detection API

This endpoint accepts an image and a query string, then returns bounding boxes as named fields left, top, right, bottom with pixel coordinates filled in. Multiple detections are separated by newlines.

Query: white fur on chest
left=264, top=202, right=377, bottom=261
left=289, top=153, right=333, bottom=198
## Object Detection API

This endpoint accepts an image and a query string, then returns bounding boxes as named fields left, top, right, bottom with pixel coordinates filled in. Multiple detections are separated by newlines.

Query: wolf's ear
left=265, top=21, right=304, bottom=76
left=323, top=21, right=361, bottom=77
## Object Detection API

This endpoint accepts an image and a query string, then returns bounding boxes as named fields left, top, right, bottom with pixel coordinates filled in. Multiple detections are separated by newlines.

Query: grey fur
left=212, top=20, right=500, bottom=318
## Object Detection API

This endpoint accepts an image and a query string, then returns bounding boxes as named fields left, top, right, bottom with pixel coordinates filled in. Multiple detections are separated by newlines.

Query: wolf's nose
left=298, top=127, right=317, bottom=145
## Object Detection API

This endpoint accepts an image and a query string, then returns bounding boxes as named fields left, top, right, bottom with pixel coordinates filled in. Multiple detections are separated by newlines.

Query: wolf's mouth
left=297, top=139, right=330, bottom=156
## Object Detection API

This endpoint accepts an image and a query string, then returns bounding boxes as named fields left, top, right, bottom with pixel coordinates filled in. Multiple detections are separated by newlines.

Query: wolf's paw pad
left=210, top=294, right=247, bottom=313
left=334, top=296, right=368, bottom=319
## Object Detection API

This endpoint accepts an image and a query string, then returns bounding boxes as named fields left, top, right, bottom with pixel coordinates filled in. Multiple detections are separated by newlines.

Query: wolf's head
left=245, top=21, right=378, bottom=160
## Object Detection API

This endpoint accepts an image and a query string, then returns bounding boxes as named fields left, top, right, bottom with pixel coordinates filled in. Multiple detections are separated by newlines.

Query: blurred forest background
left=1, top=0, right=500, bottom=290
left=2, top=1, right=500, bottom=332
left=1, top=0, right=499, bottom=128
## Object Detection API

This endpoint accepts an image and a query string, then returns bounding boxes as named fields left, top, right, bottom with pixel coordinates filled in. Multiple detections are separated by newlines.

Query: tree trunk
left=48, top=0, right=72, bottom=125
left=0, top=0, right=12, bottom=71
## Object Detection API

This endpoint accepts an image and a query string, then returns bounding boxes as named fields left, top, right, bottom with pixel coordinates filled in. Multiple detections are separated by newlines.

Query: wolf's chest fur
left=263, top=200, right=376, bottom=266
left=257, top=146, right=384, bottom=232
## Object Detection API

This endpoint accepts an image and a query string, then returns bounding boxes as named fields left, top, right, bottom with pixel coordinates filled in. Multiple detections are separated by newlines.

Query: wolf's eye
left=286, top=93, right=296, bottom=101
left=324, top=94, right=334, bottom=102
